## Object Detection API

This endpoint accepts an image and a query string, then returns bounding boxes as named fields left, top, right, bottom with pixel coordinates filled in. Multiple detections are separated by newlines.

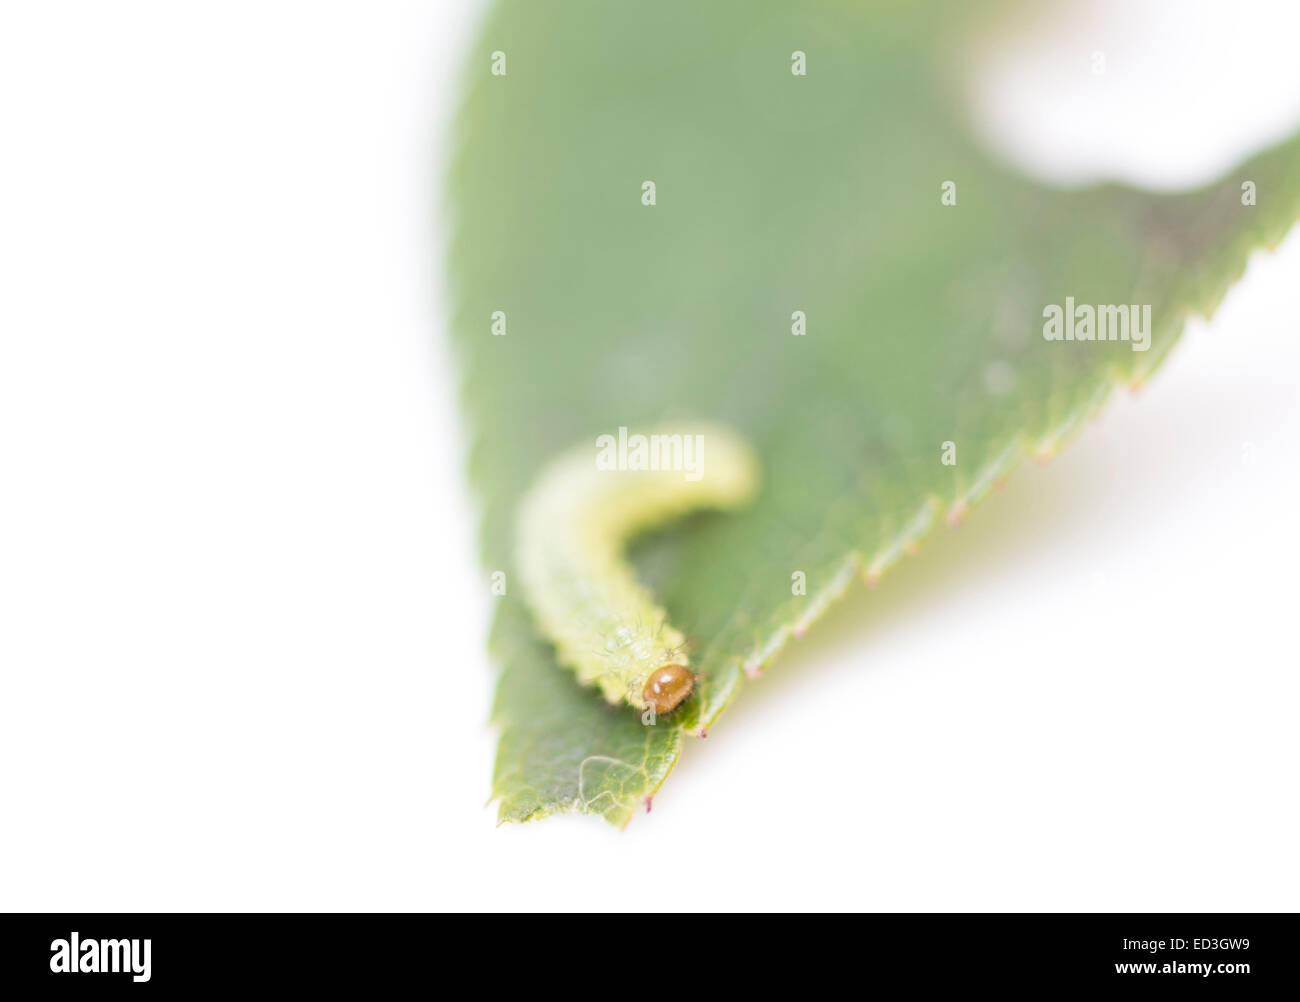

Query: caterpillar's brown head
left=642, top=664, right=695, bottom=715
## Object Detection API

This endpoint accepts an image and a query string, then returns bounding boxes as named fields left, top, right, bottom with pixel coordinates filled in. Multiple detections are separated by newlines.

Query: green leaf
left=447, top=0, right=1300, bottom=825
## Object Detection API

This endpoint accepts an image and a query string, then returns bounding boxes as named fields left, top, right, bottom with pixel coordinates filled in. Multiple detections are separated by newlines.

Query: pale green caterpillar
left=515, top=422, right=757, bottom=716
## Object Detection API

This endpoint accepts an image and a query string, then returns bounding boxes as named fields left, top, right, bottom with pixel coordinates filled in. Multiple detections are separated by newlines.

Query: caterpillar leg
left=515, top=423, right=757, bottom=713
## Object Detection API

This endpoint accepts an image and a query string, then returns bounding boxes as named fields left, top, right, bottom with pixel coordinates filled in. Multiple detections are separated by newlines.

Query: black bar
left=0, top=913, right=1292, bottom=991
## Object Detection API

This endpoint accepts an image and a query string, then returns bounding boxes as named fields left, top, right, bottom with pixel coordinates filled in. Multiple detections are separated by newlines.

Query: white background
left=1, top=0, right=1297, bottom=911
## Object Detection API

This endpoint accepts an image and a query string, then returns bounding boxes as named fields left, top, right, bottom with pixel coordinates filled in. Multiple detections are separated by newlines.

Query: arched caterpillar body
left=515, top=423, right=758, bottom=715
